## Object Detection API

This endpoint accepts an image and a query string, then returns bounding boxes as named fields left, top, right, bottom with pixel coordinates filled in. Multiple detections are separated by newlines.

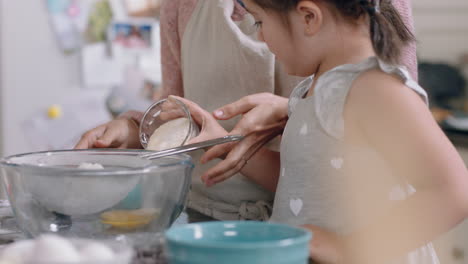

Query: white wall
left=0, top=0, right=82, bottom=156
left=413, top=0, right=468, bottom=63
left=0, top=0, right=3, bottom=158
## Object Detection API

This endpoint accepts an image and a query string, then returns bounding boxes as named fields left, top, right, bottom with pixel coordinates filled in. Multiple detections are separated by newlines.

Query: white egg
left=30, top=235, right=81, bottom=263
left=79, top=242, right=115, bottom=262
left=0, top=240, right=35, bottom=264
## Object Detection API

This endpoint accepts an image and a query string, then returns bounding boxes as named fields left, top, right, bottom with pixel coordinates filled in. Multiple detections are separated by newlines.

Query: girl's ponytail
left=361, top=0, right=415, bottom=64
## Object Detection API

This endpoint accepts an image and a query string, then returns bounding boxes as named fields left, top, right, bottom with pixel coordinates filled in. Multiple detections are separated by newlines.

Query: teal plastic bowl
left=165, top=221, right=312, bottom=264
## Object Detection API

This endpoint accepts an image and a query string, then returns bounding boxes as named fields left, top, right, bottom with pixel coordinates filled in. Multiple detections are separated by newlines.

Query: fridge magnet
left=109, top=20, right=153, bottom=51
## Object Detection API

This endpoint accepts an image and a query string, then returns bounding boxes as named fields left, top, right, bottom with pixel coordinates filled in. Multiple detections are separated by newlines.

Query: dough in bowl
left=78, top=162, right=104, bottom=170
left=22, top=155, right=144, bottom=216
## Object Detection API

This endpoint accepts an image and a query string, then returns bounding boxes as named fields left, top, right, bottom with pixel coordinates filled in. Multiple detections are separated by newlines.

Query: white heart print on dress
left=330, top=157, right=344, bottom=170
left=299, top=123, right=308, bottom=135
left=290, top=198, right=303, bottom=216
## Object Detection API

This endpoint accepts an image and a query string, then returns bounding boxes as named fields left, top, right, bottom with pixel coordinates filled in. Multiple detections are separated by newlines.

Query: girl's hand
left=302, top=224, right=345, bottom=264
left=170, top=96, right=228, bottom=144
left=206, top=93, right=288, bottom=162
left=170, top=96, right=236, bottom=185
left=196, top=93, right=288, bottom=184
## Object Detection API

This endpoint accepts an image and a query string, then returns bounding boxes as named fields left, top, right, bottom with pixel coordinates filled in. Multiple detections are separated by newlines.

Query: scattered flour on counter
left=147, top=117, right=191, bottom=151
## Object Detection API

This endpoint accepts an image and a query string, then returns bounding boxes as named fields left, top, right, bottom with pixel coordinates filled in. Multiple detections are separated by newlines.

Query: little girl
left=176, top=0, right=468, bottom=263
left=77, top=0, right=416, bottom=223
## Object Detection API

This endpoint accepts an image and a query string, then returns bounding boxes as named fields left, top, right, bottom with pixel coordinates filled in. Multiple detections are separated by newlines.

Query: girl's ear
left=296, top=1, right=322, bottom=36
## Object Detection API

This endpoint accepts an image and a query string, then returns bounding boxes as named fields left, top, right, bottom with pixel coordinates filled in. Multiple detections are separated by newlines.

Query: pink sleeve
left=117, top=1, right=198, bottom=124
left=393, top=0, right=418, bottom=81
left=159, top=0, right=197, bottom=98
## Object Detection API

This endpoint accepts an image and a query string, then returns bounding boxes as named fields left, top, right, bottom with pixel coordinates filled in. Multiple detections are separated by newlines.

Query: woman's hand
left=197, top=93, right=289, bottom=185
left=74, top=112, right=141, bottom=149
left=302, top=224, right=345, bottom=264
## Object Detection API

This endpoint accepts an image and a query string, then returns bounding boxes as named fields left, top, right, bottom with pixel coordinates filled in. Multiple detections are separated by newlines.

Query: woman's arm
left=393, top=0, right=418, bottom=80
left=159, top=0, right=197, bottom=99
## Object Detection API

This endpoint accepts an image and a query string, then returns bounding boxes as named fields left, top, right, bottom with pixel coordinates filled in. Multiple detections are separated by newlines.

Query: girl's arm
left=342, top=70, right=468, bottom=263
left=173, top=95, right=283, bottom=192
left=204, top=146, right=281, bottom=192
left=238, top=148, right=281, bottom=193
left=201, top=94, right=290, bottom=191
left=394, top=0, right=418, bottom=80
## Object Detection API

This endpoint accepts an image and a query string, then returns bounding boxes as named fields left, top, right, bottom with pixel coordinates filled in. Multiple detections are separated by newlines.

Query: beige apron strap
left=180, top=0, right=276, bottom=221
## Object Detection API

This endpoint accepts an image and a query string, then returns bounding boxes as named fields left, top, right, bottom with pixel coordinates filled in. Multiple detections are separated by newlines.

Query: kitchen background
left=0, top=0, right=467, bottom=263
left=0, top=0, right=161, bottom=157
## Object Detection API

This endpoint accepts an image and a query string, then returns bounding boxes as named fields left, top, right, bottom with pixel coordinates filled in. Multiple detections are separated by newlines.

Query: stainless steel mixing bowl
left=0, top=149, right=193, bottom=246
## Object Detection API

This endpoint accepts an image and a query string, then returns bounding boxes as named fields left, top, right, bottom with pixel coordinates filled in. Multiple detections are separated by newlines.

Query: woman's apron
left=180, top=0, right=279, bottom=220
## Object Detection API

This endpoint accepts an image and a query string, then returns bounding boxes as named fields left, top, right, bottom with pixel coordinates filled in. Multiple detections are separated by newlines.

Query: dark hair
left=251, top=0, right=415, bottom=64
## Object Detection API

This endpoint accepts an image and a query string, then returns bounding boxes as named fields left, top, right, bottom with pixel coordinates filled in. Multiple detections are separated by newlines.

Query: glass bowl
left=139, top=98, right=199, bottom=150
left=0, top=149, right=193, bottom=247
